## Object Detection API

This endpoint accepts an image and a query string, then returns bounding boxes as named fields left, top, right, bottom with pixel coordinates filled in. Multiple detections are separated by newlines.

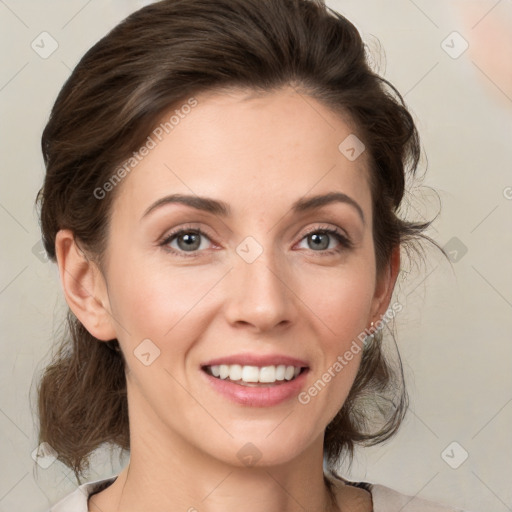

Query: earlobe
left=370, top=245, right=401, bottom=320
left=55, top=229, right=117, bottom=341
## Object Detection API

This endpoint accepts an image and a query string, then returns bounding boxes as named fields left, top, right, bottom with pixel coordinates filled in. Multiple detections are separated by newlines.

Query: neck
left=88, top=380, right=341, bottom=512
left=89, top=428, right=338, bottom=512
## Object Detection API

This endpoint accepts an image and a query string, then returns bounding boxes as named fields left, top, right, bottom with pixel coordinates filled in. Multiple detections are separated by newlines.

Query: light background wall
left=0, top=0, right=510, bottom=510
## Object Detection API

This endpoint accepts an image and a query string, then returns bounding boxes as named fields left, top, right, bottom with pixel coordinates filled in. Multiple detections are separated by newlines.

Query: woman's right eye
left=160, top=228, right=214, bottom=258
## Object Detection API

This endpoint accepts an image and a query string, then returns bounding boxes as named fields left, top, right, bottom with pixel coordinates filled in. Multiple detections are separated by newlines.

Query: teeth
left=219, top=364, right=229, bottom=379
left=241, top=365, right=259, bottom=382
left=229, top=364, right=243, bottom=381
left=275, top=365, right=286, bottom=380
left=206, top=364, right=303, bottom=384
left=259, top=366, right=276, bottom=383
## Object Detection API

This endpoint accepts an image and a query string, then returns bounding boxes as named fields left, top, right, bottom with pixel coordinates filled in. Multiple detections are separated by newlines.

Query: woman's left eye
left=296, top=227, right=352, bottom=254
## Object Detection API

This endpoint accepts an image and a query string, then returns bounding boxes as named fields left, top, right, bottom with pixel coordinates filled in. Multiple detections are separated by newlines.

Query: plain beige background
left=0, top=0, right=511, bottom=510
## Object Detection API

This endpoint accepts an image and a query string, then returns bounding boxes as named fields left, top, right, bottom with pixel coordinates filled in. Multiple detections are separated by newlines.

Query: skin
left=56, top=86, right=400, bottom=512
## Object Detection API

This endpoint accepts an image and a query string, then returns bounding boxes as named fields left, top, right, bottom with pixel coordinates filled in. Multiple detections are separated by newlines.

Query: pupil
left=310, top=233, right=328, bottom=250
left=179, top=232, right=200, bottom=251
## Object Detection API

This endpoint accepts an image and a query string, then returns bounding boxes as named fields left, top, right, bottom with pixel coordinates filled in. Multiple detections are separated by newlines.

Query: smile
left=203, top=364, right=306, bottom=386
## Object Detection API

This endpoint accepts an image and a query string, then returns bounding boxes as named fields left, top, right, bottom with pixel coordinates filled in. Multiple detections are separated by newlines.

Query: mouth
left=202, top=364, right=309, bottom=387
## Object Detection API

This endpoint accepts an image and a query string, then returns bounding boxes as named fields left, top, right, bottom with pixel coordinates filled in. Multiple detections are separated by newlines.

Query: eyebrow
left=141, top=191, right=365, bottom=224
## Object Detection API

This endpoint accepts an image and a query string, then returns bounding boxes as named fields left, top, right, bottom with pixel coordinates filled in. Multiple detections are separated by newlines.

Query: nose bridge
left=224, top=233, right=296, bottom=331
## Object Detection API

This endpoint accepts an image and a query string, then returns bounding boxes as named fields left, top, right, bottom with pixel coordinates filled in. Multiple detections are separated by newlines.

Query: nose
left=223, top=243, right=298, bottom=333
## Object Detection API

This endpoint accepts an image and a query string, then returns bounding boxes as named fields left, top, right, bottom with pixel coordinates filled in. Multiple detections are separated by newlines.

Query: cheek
left=107, top=255, right=224, bottom=345
left=297, top=262, right=376, bottom=340
left=296, top=260, right=375, bottom=411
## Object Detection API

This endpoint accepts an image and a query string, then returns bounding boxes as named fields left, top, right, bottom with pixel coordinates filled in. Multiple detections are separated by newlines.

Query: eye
left=159, top=226, right=214, bottom=258
left=296, top=225, right=353, bottom=255
left=159, top=223, right=353, bottom=258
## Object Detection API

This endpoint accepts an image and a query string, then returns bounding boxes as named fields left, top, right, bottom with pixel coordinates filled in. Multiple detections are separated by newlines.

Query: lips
left=201, top=353, right=309, bottom=368
left=203, top=364, right=306, bottom=385
left=199, top=353, right=310, bottom=406
left=200, top=353, right=310, bottom=407
left=201, top=366, right=309, bottom=407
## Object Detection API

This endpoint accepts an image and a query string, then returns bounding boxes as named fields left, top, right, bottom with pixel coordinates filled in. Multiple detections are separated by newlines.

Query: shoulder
left=370, top=482, right=471, bottom=512
left=325, top=471, right=472, bottom=512
left=48, top=476, right=117, bottom=512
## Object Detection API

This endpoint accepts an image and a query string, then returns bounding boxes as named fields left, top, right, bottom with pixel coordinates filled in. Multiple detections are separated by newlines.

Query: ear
left=55, top=229, right=117, bottom=341
left=369, top=245, right=401, bottom=321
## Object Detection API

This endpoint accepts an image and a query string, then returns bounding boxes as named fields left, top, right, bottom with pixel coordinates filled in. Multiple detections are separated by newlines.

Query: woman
left=36, top=0, right=469, bottom=510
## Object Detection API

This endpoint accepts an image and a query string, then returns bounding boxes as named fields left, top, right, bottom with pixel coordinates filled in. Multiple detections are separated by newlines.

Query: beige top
left=48, top=473, right=471, bottom=511
left=325, top=470, right=470, bottom=511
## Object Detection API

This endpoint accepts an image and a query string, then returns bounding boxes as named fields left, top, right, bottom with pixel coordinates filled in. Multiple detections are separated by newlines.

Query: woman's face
left=97, top=86, right=395, bottom=468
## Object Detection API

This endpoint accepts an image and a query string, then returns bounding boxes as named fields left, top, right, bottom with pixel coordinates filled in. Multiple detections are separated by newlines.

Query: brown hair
left=35, top=0, right=439, bottom=485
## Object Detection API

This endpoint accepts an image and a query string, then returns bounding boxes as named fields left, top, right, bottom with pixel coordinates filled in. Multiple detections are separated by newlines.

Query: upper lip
left=201, top=354, right=309, bottom=368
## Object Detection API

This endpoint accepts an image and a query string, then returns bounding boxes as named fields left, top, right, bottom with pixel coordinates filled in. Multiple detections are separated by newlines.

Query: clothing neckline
left=324, top=467, right=373, bottom=491
left=51, top=471, right=467, bottom=512
left=87, top=470, right=372, bottom=493
left=83, top=471, right=373, bottom=509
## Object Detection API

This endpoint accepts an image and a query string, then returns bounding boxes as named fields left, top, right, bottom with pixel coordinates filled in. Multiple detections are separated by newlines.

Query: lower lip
left=201, top=369, right=309, bottom=407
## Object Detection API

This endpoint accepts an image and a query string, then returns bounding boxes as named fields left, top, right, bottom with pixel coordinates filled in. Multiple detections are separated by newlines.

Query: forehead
left=111, top=86, right=372, bottom=219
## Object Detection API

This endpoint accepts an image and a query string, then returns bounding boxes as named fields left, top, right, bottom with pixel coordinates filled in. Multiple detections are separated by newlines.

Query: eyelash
left=159, top=223, right=353, bottom=259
